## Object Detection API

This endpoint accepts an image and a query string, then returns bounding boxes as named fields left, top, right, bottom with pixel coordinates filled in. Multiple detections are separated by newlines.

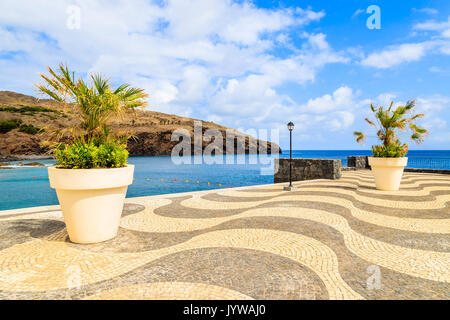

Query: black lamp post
left=284, top=122, right=296, bottom=191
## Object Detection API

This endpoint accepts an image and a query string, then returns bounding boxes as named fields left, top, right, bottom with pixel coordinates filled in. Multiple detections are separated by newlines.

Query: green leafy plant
left=54, top=139, right=129, bottom=169
left=36, top=63, right=148, bottom=169
left=354, top=100, right=428, bottom=158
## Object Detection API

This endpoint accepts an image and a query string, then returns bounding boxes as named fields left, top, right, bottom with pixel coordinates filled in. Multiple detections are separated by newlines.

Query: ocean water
left=0, top=150, right=449, bottom=211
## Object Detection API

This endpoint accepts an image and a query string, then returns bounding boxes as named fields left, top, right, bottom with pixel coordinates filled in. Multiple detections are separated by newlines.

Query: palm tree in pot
left=36, top=63, right=148, bottom=243
left=354, top=100, right=427, bottom=191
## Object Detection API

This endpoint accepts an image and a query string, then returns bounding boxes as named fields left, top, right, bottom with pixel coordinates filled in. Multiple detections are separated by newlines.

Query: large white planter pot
left=48, top=165, right=134, bottom=244
left=368, top=157, right=408, bottom=191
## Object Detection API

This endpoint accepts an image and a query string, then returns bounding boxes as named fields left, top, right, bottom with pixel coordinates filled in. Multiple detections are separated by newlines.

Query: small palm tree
left=36, top=63, right=148, bottom=144
left=354, top=100, right=428, bottom=157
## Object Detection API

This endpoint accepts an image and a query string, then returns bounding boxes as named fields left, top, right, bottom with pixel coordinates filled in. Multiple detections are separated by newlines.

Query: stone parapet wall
left=274, top=158, right=342, bottom=183
left=347, top=156, right=370, bottom=169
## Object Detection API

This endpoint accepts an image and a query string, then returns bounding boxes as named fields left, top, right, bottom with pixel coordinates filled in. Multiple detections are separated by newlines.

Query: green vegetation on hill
left=0, top=106, right=61, bottom=115
left=0, top=119, right=22, bottom=133
left=0, top=119, right=44, bottom=135
left=18, top=124, right=44, bottom=135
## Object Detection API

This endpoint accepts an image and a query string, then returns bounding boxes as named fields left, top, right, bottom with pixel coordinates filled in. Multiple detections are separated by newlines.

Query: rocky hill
left=0, top=91, right=280, bottom=159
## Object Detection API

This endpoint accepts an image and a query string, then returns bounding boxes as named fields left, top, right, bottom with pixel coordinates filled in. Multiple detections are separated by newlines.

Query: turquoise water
left=0, top=150, right=449, bottom=210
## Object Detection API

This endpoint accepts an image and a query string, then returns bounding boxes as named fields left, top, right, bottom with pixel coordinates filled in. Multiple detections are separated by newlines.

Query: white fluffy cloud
left=297, top=86, right=358, bottom=133
left=414, top=17, right=450, bottom=33
left=2, top=1, right=447, bottom=149
left=361, top=16, right=450, bottom=69
left=414, top=96, right=450, bottom=144
left=361, top=43, right=428, bottom=69
left=0, top=0, right=348, bottom=131
left=352, top=9, right=365, bottom=18
left=301, top=86, right=354, bottom=114
left=414, top=17, right=450, bottom=46
left=412, top=8, right=439, bottom=15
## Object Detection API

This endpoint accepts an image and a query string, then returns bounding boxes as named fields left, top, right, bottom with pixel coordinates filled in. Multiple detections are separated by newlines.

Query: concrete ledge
left=405, top=168, right=450, bottom=175
left=342, top=167, right=360, bottom=171
left=274, top=158, right=341, bottom=183
left=347, top=156, right=449, bottom=174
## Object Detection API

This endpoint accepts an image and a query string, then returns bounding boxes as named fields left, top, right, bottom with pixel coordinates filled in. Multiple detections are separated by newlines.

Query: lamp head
left=287, top=122, right=294, bottom=131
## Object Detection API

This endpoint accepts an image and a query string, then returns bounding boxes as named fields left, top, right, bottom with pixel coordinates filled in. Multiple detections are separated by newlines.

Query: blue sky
left=0, top=0, right=449, bottom=150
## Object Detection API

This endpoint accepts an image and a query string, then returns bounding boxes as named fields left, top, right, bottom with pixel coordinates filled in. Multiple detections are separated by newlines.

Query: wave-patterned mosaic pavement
left=0, top=170, right=449, bottom=300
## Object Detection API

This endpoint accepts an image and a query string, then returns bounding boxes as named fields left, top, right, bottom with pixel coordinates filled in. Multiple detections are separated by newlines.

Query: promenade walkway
left=0, top=171, right=448, bottom=299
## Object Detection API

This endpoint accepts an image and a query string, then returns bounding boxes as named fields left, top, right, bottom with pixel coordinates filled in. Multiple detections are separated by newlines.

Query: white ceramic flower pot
left=368, top=157, right=408, bottom=191
left=48, top=165, right=134, bottom=244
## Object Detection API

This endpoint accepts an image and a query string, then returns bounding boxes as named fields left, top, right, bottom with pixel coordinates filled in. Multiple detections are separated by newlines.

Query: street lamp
left=284, top=122, right=296, bottom=191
